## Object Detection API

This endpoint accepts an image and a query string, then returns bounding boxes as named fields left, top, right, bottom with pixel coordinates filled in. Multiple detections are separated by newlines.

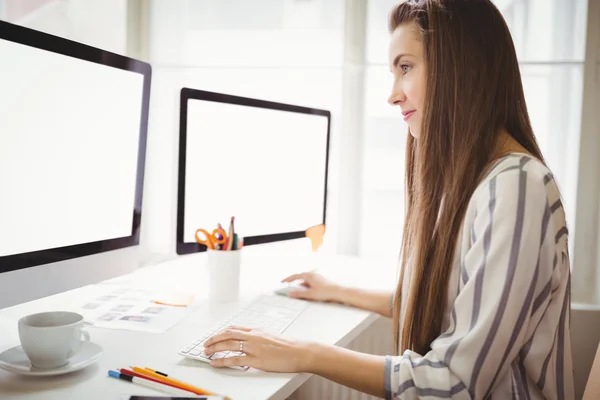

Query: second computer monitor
left=177, top=88, right=330, bottom=254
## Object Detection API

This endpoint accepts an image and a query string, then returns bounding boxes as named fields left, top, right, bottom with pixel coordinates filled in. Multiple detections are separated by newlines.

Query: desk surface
left=0, top=249, right=396, bottom=400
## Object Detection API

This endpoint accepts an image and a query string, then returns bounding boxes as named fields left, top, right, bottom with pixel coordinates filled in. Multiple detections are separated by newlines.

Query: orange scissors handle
left=212, top=228, right=227, bottom=245
left=195, top=228, right=215, bottom=249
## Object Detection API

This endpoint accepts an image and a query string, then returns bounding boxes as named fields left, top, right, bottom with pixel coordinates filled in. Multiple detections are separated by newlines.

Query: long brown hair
left=390, top=0, right=545, bottom=355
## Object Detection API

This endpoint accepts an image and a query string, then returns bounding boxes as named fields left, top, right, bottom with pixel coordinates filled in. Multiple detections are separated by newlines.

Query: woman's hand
left=203, top=326, right=312, bottom=372
left=280, top=271, right=342, bottom=302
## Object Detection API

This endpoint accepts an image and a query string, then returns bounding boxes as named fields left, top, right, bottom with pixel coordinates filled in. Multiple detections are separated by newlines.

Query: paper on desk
left=75, top=285, right=196, bottom=334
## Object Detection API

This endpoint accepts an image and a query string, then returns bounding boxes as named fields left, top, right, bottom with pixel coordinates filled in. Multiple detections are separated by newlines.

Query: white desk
left=0, top=249, right=396, bottom=400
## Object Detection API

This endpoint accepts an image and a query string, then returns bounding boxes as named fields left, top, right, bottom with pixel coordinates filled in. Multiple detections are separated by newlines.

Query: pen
left=108, top=370, right=192, bottom=396
left=131, top=366, right=216, bottom=395
left=119, top=368, right=195, bottom=394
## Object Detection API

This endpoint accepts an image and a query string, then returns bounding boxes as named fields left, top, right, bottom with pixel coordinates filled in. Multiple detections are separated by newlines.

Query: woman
left=204, top=0, right=573, bottom=398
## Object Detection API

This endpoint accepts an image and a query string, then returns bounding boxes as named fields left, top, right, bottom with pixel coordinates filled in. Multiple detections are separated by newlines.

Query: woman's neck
left=494, top=130, right=533, bottom=158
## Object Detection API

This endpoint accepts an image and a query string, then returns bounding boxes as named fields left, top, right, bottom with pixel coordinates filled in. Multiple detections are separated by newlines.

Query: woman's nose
left=388, top=81, right=404, bottom=106
left=388, top=91, right=403, bottom=106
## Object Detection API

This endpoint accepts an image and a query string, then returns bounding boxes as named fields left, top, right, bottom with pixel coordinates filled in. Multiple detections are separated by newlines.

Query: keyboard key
left=210, top=351, right=230, bottom=360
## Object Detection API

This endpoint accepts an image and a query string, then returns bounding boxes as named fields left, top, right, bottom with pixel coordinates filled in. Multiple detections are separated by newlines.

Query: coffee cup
left=18, top=311, right=90, bottom=369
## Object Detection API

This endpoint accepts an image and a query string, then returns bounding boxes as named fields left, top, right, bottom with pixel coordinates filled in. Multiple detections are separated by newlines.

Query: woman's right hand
left=280, top=272, right=342, bottom=303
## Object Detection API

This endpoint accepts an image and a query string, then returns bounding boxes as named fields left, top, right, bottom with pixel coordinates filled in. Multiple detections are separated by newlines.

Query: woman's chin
left=409, top=127, right=420, bottom=139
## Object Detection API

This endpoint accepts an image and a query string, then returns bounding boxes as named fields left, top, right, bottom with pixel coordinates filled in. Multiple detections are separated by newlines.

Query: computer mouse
left=274, top=282, right=308, bottom=297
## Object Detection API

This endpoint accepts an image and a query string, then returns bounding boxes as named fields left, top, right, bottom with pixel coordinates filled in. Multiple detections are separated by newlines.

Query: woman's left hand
left=203, top=326, right=312, bottom=372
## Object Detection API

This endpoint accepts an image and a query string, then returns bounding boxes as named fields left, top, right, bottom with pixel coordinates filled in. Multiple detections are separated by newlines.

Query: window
left=498, top=0, right=587, bottom=62
left=360, top=67, right=406, bottom=261
left=360, top=0, right=587, bottom=259
left=143, top=0, right=345, bottom=259
left=499, top=0, right=587, bottom=238
left=149, top=0, right=343, bottom=68
left=0, top=0, right=127, bottom=55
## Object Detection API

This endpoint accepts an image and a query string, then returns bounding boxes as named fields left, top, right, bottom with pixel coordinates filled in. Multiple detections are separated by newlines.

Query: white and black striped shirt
left=385, top=153, right=573, bottom=399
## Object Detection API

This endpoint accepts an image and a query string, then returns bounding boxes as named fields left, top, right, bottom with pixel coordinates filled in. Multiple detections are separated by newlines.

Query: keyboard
left=178, top=294, right=309, bottom=370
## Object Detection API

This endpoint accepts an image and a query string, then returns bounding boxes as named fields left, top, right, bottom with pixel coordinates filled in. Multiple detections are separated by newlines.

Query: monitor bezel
left=177, top=87, right=331, bottom=255
left=0, top=21, right=152, bottom=274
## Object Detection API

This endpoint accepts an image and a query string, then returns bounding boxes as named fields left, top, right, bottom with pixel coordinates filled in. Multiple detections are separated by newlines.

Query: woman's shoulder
left=476, top=152, right=559, bottom=197
left=470, top=152, right=565, bottom=222
left=466, top=152, right=569, bottom=253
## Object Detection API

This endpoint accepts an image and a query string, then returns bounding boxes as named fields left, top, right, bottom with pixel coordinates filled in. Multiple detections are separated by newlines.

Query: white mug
left=18, top=311, right=90, bottom=369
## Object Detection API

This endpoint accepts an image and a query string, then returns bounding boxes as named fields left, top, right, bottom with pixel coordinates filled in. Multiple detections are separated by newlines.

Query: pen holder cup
left=206, top=249, right=241, bottom=303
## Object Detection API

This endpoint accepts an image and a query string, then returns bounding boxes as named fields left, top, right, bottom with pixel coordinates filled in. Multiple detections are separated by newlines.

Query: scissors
left=195, top=227, right=227, bottom=249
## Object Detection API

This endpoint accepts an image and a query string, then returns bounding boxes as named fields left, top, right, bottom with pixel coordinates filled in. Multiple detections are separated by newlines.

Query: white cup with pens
left=195, top=217, right=243, bottom=303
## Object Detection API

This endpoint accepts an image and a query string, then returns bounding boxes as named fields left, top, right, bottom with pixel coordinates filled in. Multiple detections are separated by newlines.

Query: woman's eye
left=401, top=64, right=411, bottom=73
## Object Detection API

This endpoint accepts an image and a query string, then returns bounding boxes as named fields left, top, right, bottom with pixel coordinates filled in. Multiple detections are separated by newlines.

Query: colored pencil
left=226, top=216, right=235, bottom=251
left=144, top=367, right=168, bottom=377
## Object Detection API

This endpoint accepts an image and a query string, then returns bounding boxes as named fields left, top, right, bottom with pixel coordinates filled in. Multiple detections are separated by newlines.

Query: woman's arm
left=332, top=286, right=394, bottom=318
left=302, top=342, right=387, bottom=398
left=283, top=272, right=394, bottom=318
left=206, top=330, right=387, bottom=397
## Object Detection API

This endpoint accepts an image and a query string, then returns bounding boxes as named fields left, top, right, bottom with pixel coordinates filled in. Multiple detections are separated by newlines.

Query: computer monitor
left=0, top=21, right=151, bottom=308
left=177, top=88, right=330, bottom=255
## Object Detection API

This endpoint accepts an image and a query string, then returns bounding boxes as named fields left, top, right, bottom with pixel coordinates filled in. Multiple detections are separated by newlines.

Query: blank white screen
left=184, top=99, right=329, bottom=242
left=0, top=38, right=144, bottom=257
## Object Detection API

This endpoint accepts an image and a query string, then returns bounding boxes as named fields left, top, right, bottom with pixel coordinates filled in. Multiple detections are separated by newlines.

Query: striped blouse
left=385, top=153, right=573, bottom=399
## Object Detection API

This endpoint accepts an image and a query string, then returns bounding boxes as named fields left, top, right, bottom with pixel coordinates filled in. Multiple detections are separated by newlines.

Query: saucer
left=0, top=342, right=102, bottom=376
